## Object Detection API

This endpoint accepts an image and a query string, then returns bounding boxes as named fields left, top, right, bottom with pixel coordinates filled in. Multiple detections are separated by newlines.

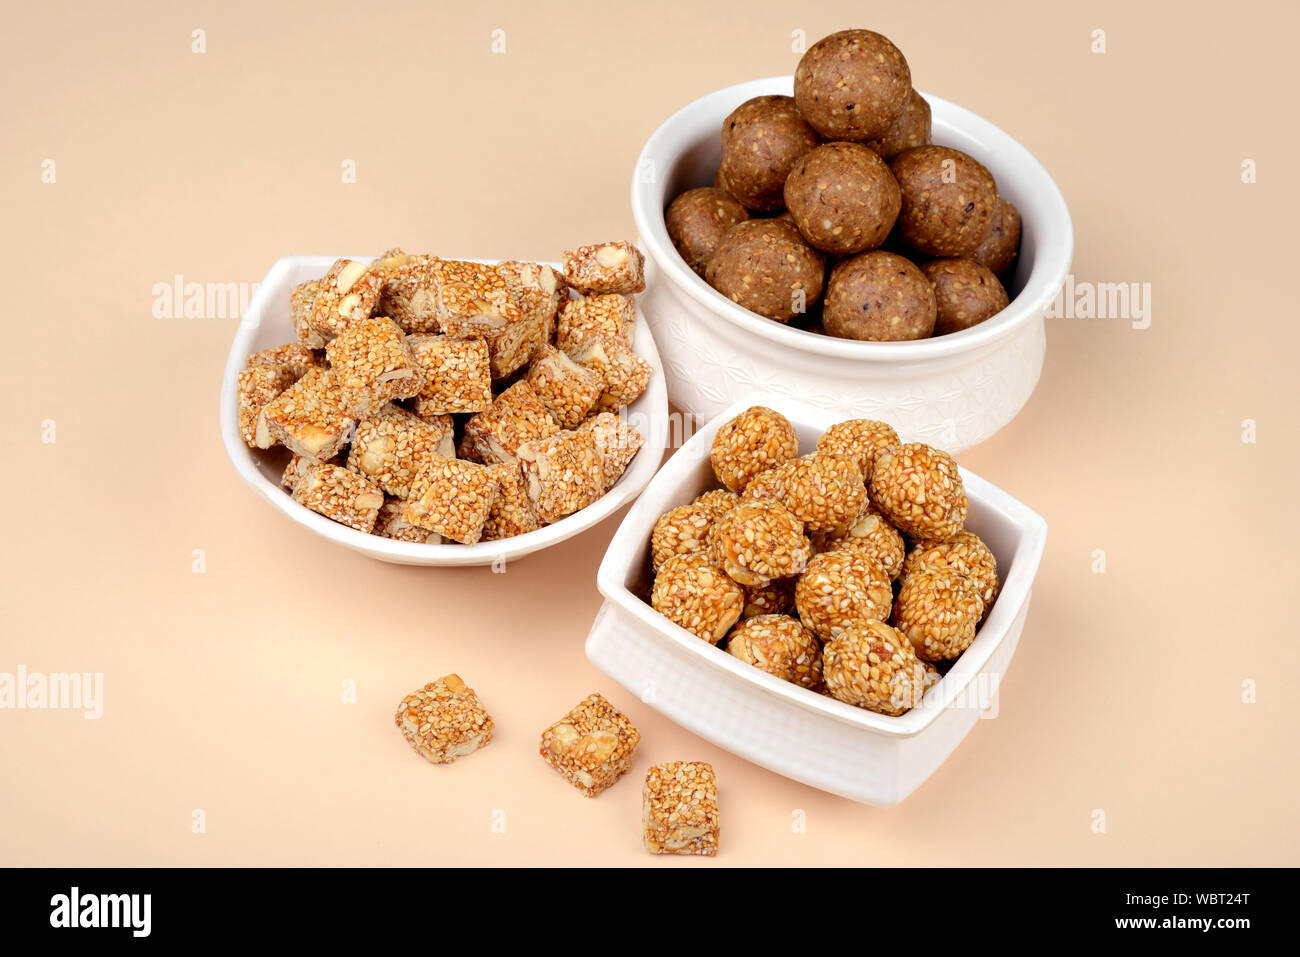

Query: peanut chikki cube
left=309, top=259, right=383, bottom=339
left=281, top=452, right=339, bottom=493
left=375, top=500, right=443, bottom=543
left=568, top=332, right=652, bottom=410
left=345, top=403, right=449, bottom=498
left=247, top=341, right=321, bottom=382
left=556, top=294, right=636, bottom=352
left=402, top=457, right=501, bottom=544
left=370, top=249, right=442, bottom=334
left=485, top=311, right=554, bottom=380
left=526, top=345, right=605, bottom=429
left=562, top=241, right=646, bottom=295
left=395, top=674, right=494, bottom=764
left=237, top=365, right=293, bottom=448
left=498, top=260, right=563, bottom=324
left=259, top=367, right=357, bottom=459
left=430, top=259, right=527, bottom=337
left=578, top=412, right=645, bottom=492
left=291, top=463, right=385, bottom=533
left=539, top=693, right=640, bottom=796
left=480, top=463, right=541, bottom=541
left=517, top=428, right=604, bottom=524
left=643, top=762, right=719, bottom=856
left=406, top=334, right=492, bottom=414
left=458, top=382, right=559, bottom=464
left=325, top=315, right=424, bottom=416
left=289, top=278, right=325, bottom=348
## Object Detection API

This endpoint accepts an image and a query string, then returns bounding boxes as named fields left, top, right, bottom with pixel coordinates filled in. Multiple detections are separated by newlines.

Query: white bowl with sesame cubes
left=585, top=394, right=1047, bottom=806
left=220, top=248, right=667, bottom=566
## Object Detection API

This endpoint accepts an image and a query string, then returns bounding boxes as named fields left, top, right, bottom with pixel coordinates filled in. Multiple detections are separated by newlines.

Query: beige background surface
left=2, top=0, right=1297, bottom=866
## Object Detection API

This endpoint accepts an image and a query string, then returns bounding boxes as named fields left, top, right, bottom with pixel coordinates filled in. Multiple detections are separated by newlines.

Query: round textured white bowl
left=630, top=76, right=1073, bottom=452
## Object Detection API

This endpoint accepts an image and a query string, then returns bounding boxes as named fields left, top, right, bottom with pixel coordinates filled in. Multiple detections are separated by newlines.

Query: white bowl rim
left=631, top=76, right=1074, bottom=363
left=595, top=392, right=1048, bottom=738
left=220, top=254, right=670, bottom=566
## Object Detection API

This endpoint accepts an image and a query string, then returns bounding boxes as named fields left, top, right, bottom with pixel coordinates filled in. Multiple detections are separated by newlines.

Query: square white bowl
left=587, top=394, right=1047, bottom=805
left=220, top=254, right=668, bottom=566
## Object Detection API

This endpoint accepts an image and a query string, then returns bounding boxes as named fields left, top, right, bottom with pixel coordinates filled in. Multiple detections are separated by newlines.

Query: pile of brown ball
left=664, top=29, right=1020, bottom=342
left=646, top=406, right=1000, bottom=717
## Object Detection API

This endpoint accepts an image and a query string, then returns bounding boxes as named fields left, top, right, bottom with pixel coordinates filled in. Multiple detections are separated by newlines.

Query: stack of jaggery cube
left=235, top=242, right=653, bottom=544
left=648, top=405, right=1001, bottom=717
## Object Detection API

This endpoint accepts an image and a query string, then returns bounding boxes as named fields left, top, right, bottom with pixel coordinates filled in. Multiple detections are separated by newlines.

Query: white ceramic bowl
left=630, top=77, right=1074, bottom=452
left=220, top=254, right=668, bottom=566
left=587, top=394, right=1047, bottom=806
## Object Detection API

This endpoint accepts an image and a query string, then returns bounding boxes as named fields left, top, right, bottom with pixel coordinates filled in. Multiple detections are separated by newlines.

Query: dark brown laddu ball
left=705, top=219, right=826, bottom=322
left=665, top=187, right=751, bottom=275
left=717, top=95, right=821, bottom=211
left=970, top=196, right=1022, bottom=276
left=890, top=145, right=998, bottom=257
left=793, top=30, right=912, bottom=141
left=921, top=258, right=1010, bottom=335
left=866, top=89, right=932, bottom=161
left=823, top=250, right=936, bottom=341
left=784, top=142, right=901, bottom=255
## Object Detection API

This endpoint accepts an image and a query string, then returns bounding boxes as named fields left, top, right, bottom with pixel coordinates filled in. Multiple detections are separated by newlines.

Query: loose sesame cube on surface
left=480, top=462, right=541, bottom=542
left=345, top=403, right=450, bottom=499
left=458, top=382, right=558, bottom=464
left=260, top=367, right=357, bottom=460
left=539, top=693, right=640, bottom=797
left=406, top=334, right=492, bottom=414
left=485, top=311, right=553, bottom=380
left=290, top=278, right=325, bottom=348
left=430, top=259, right=527, bottom=337
left=374, top=500, right=443, bottom=543
left=568, top=331, right=652, bottom=410
left=248, top=341, right=321, bottom=382
left=526, top=345, right=605, bottom=429
left=562, top=241, right=646, bottom=295
left=402, top=457, right=501, bottom=544
left=371, top=250, right=442, bottom=334
left=643, top=762, right=719, bottom=856
left=395, top=674, right=494, bottom=765
left=237, top=365, right=293, bottom=448
left=556, top=294, right=636, bottom=352
left=578, top=412, right=645, bottom=492
left=291, top=463, right=385, bottom=533
left=325, top=315, right=424, bottom=416
left=309, top=258, right=383, bottom=339
left=517, top=428, right=604, bottom=524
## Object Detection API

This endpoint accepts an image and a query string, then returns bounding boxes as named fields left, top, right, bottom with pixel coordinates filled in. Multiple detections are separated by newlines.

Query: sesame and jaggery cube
left=539, top=693, right=640, bottom=797
left=651, top=502, right=718, bottom=572
left=458, top=381, right=559, bottom=464
left=401, top=405, right=457, bottom=456
left=395, top=673, right=494, bottom=765
left=247, top=341, right=321, bottom=382
left=892, top=566, right=985, bottom=662
left=578, top=412, right=645, bottom=493
left=480, top=462, right=542, bottom=541
left=726, top=615, right=822, bottom=690
left=280, top=453, right=320, bottom=493
left=556, top=294, right=636, bottom=352
left=813, top=504, right=906, bottom=580
left=651, top=554, right=745, bottom=644
left=517, top=428, right=605, bottom=524
left=562, top=241, right=646, bottom=296
left=497, top=259, right=564, bottom=323
left=325, top=315, right=424, bottom=417
left=291, top=462, right=385, bottom=533
left=406, top=334, right=492, bottom=414
left=710, top=405, right=800, bottom=493
left=710, top=499, right=811, bottom=587
left=309, top=258, right=383, bottom=339
left=901, top=529, right=999, bottom=609
left=763, top=451, right=867, bottom=533
left=643, top=761, right=719, bottom=857
left=428, top=259, right=527, bottom=338
left=794, top=548, right=894, bottom=641
left=236, top=364, right=293, bottom=448
left=402, top=457, right=501, bottom=544
left=869, top=442, right=969, bottom=540
left=822, top=619, right=926, bottom=716
left=816, top=418, right=901, bottom=483
left=526, top=344, right=605, bottom=428
left=289, top=278, right=326, bottom=348
left=370, top=250, right=442, bottom=334
left=567, top=331, right=652, bottom=410
left=259, top=367, right=357, bottom=460
left=345, top=403, right=449, bottom=499
left=375, top=499, right=443, bottom=544
left=485, top=311, right=552, bottom=381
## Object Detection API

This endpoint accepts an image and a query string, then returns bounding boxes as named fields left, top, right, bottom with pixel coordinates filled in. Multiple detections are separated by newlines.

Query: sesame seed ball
left=651, top=503, right=717, bottom=572
left=814, top=504, right=906, bottom=579
left=822, top=619, right=926, bottom=716
left=795, top=548, right=893, bottom=640
left=892, top=567, right=985, bottom=661
left=693, top=488, right=740, bottom=516
left=920, top=660, right=942, bottom=694
left=710, top=406, right=799, bottom=493
left=868, top=442, right=969, bottom=539
left=741, top=577, right=795, bottom=619
left=710, top=499, right=811, bottom=586
left=726, top=614, right=823, bottom=690
left=651, top=554, right=745, bottom=645
left=901, top=529, right=999, bottom=608
left=816, top=418, right=901, bottom=483
left=763, top=451, right=868, bottom=532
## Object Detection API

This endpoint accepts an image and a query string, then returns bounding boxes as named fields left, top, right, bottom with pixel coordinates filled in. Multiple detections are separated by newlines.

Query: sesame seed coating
left=291, top=463, right=385, bottom=533
left=479, top=462, right=541, bottom=541
left=526, top=344, right=605, bottom=428
left=892, top=566, right=985, bottom=661
left=325, top=315, right=424, bottom=417
left=814, top=503, right=906, bottom=579
left=260, top=367, right=357, bottom=460
left=710, top=499, right=811, bottom=586
left=406, top=334, right=492, bottom=414
left=394, top=673, right=494, bottom=765
left=458, top=381, right=559, bottom=464
left=869, top=442, right=969, bottom=539
left=370, top=250, right=442, bottom=334
left=795, top=548, right=893, bottom=640
left=822, top=619, right=925, bottom=716
left=901, top=529, right=999, bottom=609
left=539, top=693, right=640, bottom=797
left=726, top=614, right=823, bottom=690
left=562, top=241, right=646, bottom=295
left=651, top=554, right=745, bottom=644
left=517, top=428, right=604, bottom=524
left=555, top=294, right=636, bottom=352
left=742, top=578, right=795, bottom=619
left=345, top=403, right=450, bottom=499
left=402, top=457, right=501, bottom=544
left=651, top=503, right=717, bottom=572
left=310, top=258, right=383, bottom=339
left=816, top=418, right=901, bottom=482
left=762, top=451, right=867, bottom=532
left=578, top=412, right=644, bottom=493
left=375, top=500, right=443, bottom=544
left=237, top=365, right=293, bottom=448
left=643, top=761, right=719, bottom=856
left=710, top=405, right=799, bottom=493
